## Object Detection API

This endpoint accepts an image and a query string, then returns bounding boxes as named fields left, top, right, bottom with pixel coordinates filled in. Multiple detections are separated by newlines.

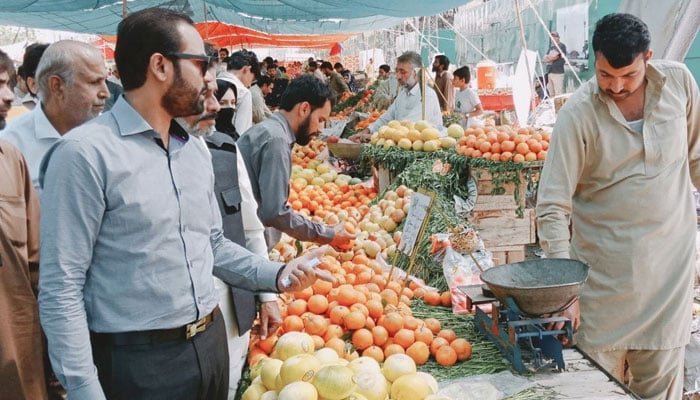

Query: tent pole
left=122, top=0, right=127, bottom=19
left=421, top=66, right=426, bottom=121
left=514, top=0, right=537, bottom=118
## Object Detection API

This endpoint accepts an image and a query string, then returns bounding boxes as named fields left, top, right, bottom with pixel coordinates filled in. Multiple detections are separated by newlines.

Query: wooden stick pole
left=421, top=66, right=426, bottom=121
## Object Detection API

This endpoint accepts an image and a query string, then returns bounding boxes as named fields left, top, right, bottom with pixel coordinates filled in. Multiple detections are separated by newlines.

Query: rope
left=437, top=13, right=488, bottom=60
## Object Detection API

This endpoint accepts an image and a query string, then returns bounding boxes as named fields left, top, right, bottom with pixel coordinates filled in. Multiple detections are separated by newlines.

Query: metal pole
left=122, top=0, right=127, bottom=19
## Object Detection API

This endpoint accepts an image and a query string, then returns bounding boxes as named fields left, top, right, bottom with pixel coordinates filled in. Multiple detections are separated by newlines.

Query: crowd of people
left=0, top=8, right=698, bottom=400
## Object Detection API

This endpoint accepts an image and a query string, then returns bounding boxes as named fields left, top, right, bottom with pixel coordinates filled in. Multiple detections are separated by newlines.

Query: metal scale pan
left=479, top=259, right=589, bottom=316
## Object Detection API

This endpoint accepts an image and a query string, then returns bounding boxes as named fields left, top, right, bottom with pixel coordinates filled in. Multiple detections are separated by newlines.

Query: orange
left=337, top=285, right=358, bottom=307
left=362, top=345, right=385, bottom=363
left=512, top=153, right=525, bottom=163
left=515, top=142, right=530, bottom=155
left=329, top=305, right=351, bottom=325
left=323, top=324, right=345, bottom=342
left=303, top=314, right=328, bottom=336
left=423, top=291, right=441, bottom=306
left=435, top=345, right=458, bottom=366
left=372, top=325, right=389, bottom=347
left=366, top=299, right=384, bottom=320
left=248, top=348, right=267, bottom=367
left=352, top=328, right=374, bottom=351
left=406, top=341, right=430, bottom=365
left=324, top=337, right=347, bottom=358
left=312, top=279, right=333, bottom=295
left=501, top=140, right=516, bottom=152
left=414, top=327, right=434, bottom=345
left=537, top=150, right=547, bottom=161
left=311, top=334, right=325, bottom=350
left=430, top=337, right=449, bottom=356
left=350, top=303, right=369, bottom=318
left=257, top=335, right=278, bottom=354
left=437, top=329, right=457, bottom=343
left=380, top=288, right=399, bottom=307
left=343, top=311, right=367, bottom=330
left=307, top=294, right=329, bottom=315
left=385, top=280, right=402, bottom=295
left=383, top=343, right=405, bottom=358
left=294, top=287, right=313, bottom=301
left=393, top=329, right=416, bottom=349
left=450, top=338, right=473, bottom=361
left=283, top=315, right=304, bottom=332
left=402, top=316, right=420, bottom=331
left=413, top=287, right=426, bottom=299
left=287, top=299, right=308, bottom=316
left=381, top=312, right=404, bottom=336
left=440, top=291, right=452, bottom=307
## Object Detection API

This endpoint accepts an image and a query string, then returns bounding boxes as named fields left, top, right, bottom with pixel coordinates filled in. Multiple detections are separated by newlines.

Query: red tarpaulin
left=100, top=22, right=354, bottom=52
left=195, top=22, right=354, bottom=49
left=90, top=38, right=114, bottom=60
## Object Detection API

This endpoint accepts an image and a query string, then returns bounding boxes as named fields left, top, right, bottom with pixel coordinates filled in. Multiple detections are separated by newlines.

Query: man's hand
left=348, top=128, right=372, bottom=143
left=258, top=300, right=282, bottom=339
left=277, top=246, right=335, bottom=293
left=329, top=222, right=356, bottom=250
left=546, top=298, right=580, bottom=346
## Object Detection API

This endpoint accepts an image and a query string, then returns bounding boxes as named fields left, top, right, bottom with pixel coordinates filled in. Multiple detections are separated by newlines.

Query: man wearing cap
left=543, top=32, right=567, bottom=97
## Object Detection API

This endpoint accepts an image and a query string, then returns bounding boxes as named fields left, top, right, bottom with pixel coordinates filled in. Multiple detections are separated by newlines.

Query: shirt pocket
left=648, top=115, right=687, bottom=172
left=220, top=187, right=242, bottom=215
left=0, top=195, right=28, bottom=246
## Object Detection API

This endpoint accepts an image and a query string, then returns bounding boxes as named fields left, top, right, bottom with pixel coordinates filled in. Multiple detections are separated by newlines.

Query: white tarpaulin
left=513, top=49, right=538, bottom=127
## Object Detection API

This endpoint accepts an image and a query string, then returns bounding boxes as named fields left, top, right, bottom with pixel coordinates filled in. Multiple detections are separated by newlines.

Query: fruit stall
left=236, top=118, right=637, bottom=400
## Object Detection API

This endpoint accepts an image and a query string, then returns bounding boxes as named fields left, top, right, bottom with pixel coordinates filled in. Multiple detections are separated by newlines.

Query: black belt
left=91, top=306, right=220, bottom=345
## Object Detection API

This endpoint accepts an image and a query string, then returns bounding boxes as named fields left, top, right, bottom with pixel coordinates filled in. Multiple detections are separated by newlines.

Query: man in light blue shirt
left=351, top=51, right=444, bottom=142
left=38, top=8, right=330, bottom=400
left=0, top=40, right=109, bottom=194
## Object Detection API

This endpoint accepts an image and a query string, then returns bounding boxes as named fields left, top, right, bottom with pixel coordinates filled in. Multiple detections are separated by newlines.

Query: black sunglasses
left=164, top=53, right=215, bottom=76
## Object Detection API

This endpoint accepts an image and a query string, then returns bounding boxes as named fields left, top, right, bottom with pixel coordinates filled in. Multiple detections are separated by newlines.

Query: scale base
left=460, top=284, right=573, bottom=373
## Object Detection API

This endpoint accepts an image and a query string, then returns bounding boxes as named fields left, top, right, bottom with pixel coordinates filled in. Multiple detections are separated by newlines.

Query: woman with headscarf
left=342, top=70, right=358, bottom=93
left=214, top=79, right=239, bottom=140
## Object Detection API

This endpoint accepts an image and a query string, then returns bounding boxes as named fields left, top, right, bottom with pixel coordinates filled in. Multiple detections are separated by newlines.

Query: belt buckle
left=185, top=316, right=208, bottom=339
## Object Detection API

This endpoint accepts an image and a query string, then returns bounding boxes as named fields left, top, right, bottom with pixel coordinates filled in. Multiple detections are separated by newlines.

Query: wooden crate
left=375, top=165, right=397, bottom=193
left=469, top=208, right=536, bottom=250
left=489, top=245, right=527, bottom=266
left=474, top=169, right=527, bottom=197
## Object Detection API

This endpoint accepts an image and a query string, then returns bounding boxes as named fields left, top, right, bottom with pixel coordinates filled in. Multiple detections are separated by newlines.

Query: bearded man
left=236, top=74, right=355, bottom=251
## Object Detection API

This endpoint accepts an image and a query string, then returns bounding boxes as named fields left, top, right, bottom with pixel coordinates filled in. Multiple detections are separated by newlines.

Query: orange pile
left=248, top=141, right=474, bottom=369
left=355, top=110, right=386, bottom=130
left=455, top=125, right=550, bottom=163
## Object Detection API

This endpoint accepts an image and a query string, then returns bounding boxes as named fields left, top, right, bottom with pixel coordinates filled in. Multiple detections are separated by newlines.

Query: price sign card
left=398, top=190, right=434, bottom=258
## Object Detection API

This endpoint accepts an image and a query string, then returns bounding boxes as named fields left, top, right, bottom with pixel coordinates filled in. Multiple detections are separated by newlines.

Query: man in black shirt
left=543, top=31, right=567, bottom=97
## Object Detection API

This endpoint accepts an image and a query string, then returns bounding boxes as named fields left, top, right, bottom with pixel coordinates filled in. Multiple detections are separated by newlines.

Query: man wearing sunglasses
left=38, top=8, right=333, bottom=400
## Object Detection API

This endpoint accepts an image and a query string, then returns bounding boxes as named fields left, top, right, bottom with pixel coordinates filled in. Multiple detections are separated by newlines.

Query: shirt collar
left=271, top=111, right=295, bottom=147
left=110, top=95, right=156, bottom=137
left=405, top=83, right=421, bottom=96
left=33, top=103, right=62, bottom=139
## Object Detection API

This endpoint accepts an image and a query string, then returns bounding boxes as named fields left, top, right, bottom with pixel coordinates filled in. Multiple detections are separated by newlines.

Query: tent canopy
left=0, top=0, right=467, bottom=35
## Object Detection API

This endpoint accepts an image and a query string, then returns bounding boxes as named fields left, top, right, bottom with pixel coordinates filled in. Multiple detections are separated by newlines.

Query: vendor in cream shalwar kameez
left=536, top=14, right=700, bottom=400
